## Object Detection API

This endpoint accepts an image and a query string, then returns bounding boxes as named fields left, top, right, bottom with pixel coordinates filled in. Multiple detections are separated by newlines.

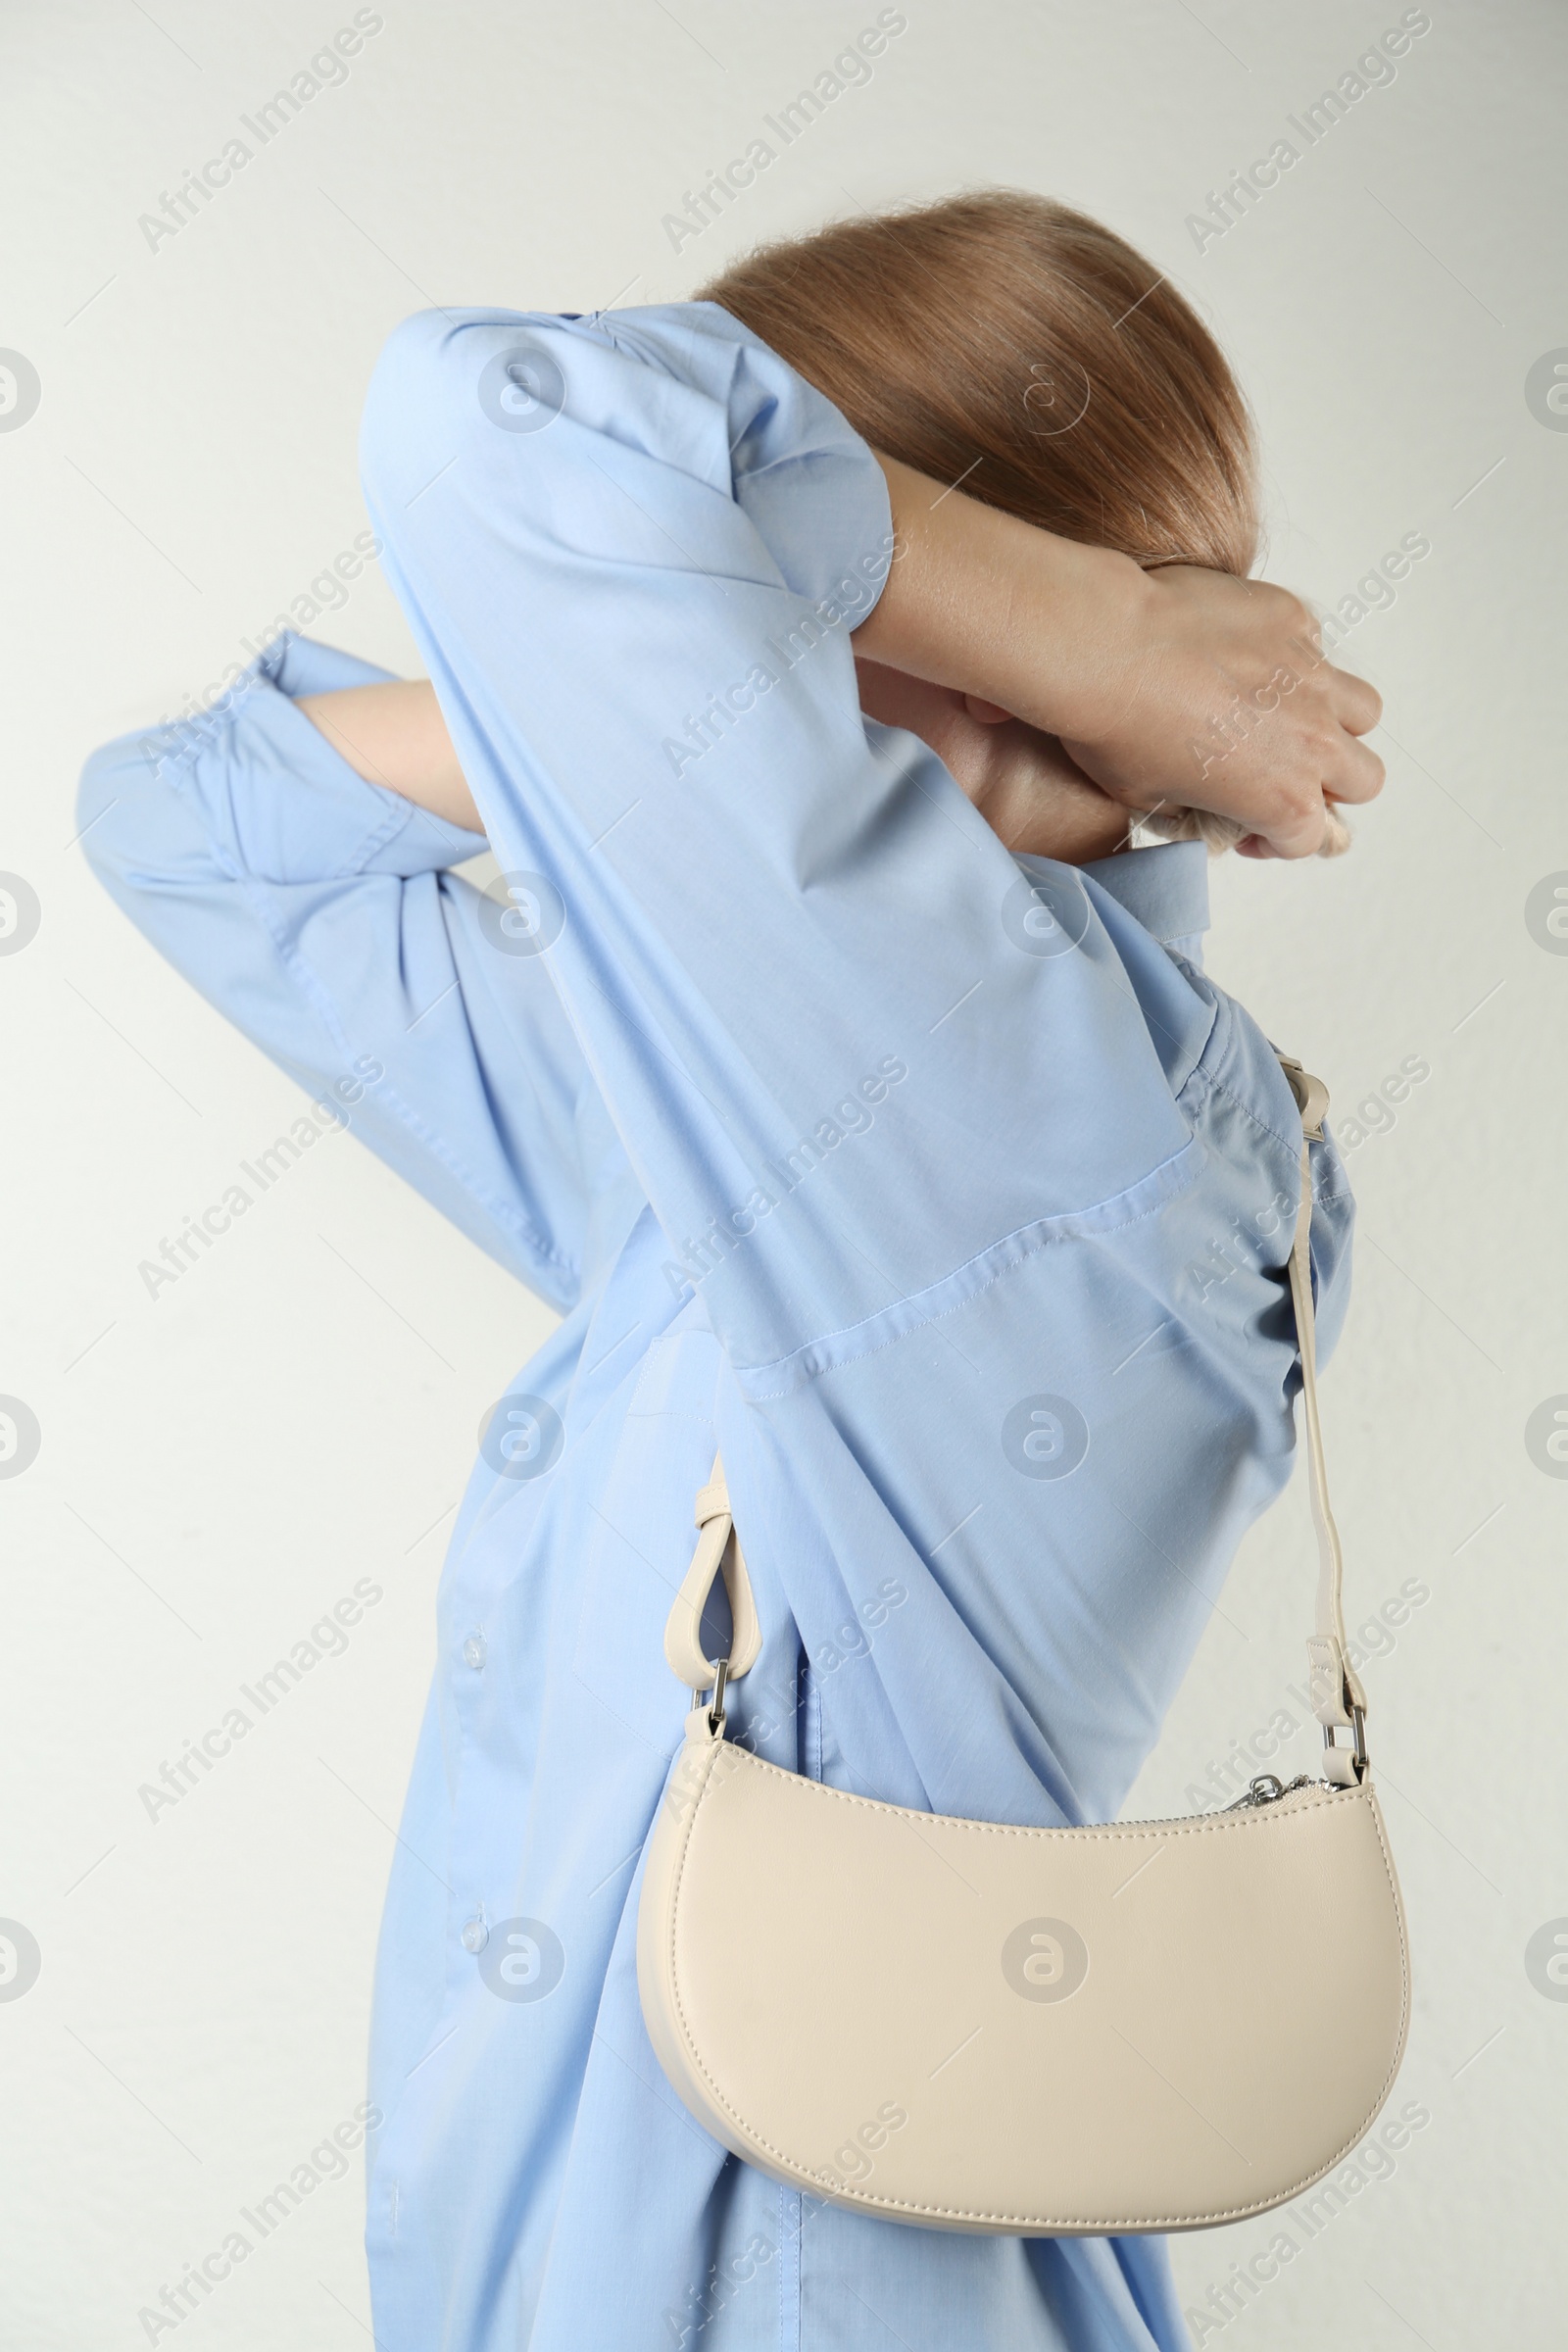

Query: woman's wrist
left=1001, top=532, right=1151, bottom=747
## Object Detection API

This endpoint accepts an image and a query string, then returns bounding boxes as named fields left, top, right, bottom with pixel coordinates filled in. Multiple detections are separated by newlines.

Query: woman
left=80, top=193, right=1382, bottom=2351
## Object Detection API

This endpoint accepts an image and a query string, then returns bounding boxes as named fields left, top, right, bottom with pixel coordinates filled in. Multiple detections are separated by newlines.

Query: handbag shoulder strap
left=1277, top=1058, right=1367, bottom=1783
left=664, top=1059, right=1367, bottom=1783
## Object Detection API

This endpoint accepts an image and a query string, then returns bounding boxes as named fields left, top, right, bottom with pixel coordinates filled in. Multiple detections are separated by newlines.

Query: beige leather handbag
left=637, top=1064, right=1409, bottom=2235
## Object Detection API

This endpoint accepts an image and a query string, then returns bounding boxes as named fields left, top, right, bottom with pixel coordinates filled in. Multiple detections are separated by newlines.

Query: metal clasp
left=1323, top=1703, right=1369, bottom=1781
left=700, top=1656, right=729, bottom=1739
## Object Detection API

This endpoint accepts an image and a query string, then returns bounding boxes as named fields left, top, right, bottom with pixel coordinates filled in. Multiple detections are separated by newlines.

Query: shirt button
left=462, top=1633, right=487, bottom=1671
left=461, top=1913, right=489, bottom=1954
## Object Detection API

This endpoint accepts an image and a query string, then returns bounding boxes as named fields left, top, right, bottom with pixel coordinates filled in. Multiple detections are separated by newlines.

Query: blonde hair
left=701, top=190, right=1348, bottom=856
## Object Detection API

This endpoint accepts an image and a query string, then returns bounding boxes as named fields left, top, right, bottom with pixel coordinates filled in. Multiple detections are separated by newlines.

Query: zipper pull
left=1224, top=1772, right=1324, bottom=1811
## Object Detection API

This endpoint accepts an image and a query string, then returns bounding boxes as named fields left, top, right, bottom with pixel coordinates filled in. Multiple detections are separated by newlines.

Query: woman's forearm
left=853, top=455, right=1140, bottom=727
left=856, top=454, right=1384, bottom=858
left=296, top=678, right=483, bottom=831
left=295, top=492, right=1134, bottom=848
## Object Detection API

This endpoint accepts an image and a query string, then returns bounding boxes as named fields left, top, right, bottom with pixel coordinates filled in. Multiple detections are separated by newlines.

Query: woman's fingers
left=1321, top=723, right=1386, bottom=808
left=1328, top=660, right=1384, bottom=741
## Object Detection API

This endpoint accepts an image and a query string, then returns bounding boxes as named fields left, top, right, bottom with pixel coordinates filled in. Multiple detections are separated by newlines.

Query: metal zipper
left=1223, top=1772, right=1333, bottom=1810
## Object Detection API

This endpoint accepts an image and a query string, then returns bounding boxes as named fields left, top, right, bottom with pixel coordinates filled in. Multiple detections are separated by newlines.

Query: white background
left=3, top=2, right=1565, bottom=2344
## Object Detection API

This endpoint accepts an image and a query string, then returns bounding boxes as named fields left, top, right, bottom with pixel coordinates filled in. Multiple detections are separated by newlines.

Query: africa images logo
left=1001, top=1918, right=1090, bottom=2003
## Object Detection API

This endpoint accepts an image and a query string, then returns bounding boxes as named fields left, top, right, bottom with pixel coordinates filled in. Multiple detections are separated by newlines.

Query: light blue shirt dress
left=78, top=301, right=1354, bottom=2352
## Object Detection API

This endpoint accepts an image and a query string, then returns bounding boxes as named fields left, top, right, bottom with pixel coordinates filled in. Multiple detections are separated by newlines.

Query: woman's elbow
left=358, top=307, right=573, bottom=535
left=358, top=308, right=475, bottom=515
left=74, top=724, right=210, bottom=905
left=75, top=730, right=158, bottom=891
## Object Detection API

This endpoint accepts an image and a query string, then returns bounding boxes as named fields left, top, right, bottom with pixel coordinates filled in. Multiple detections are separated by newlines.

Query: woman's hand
left=853, top=455, right=1385, bottom=860
left=1056, top=563, right=1383, bottom=859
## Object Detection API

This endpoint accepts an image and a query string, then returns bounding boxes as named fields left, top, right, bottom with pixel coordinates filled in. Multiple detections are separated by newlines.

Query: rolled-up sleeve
left=76, top=630, right=597, bottom=1308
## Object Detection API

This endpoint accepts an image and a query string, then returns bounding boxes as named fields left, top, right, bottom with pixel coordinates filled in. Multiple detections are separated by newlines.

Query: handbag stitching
left=662, top=1740, right=1410, bottom=2231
